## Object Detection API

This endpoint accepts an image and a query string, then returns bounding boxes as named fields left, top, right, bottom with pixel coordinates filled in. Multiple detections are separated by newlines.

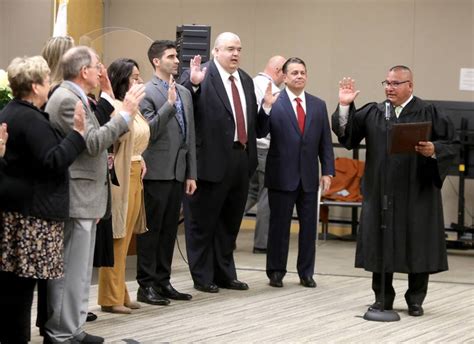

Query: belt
left=233, top=141, right=247, bottom=151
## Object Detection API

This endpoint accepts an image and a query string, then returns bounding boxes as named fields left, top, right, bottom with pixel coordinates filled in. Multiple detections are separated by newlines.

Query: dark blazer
left=140, top=75, right=196, bottom=182
left=262, top=89, right=335, bottom=192
left=180, top=60, right=265, bottom=182
left=0, top=99, right=86, bottom=220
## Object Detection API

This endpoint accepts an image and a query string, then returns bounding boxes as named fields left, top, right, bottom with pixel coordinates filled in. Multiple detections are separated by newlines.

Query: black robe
left=332, top=96, right=457, bottom=274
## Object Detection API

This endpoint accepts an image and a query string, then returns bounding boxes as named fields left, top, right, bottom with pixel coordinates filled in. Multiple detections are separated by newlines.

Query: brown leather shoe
left=124, top=301, right=141, bottom=309
left=101, top=305, right=132, bottom=314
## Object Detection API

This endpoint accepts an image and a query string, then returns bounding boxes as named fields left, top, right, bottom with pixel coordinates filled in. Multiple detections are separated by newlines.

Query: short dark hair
left=107, top=58, right=139, bottom=101
left=282, top=57, right=307, bottom=74
left=147, top=40, right=176, bottom=67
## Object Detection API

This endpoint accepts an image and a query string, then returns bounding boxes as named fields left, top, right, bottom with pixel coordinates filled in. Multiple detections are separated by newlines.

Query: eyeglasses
left=87, top=63, right=102, bottom=71
left=381, top=80, right=410, bottom=88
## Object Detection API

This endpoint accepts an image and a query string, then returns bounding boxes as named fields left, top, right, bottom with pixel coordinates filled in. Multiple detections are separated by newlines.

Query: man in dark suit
left=261, top=57, right=335, bottom=288
left=180, top=32, right=267, bottom=293
left=136, top=40, right=196, bottom=305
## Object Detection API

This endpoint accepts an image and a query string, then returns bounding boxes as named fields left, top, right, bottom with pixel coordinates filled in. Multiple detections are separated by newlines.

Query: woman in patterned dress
left=0, top=56, right=86, bottom=343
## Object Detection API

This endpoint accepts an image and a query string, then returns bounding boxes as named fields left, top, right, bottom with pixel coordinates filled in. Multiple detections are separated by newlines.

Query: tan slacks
left=98, top=161, right=142, bottom=306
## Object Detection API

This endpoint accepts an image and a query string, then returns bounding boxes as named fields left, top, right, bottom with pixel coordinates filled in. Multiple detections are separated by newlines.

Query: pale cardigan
left=111, top=100, right=150, bottom=238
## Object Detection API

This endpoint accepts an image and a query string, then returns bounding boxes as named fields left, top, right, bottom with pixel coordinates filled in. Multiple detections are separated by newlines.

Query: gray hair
left=7, top=55, right=50, bottom=99
left=61, top=46, right=94, bottom=80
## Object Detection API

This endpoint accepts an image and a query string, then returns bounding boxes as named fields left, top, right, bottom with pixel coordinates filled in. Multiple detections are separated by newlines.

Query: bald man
left=244, top=55, right=286, bottom=254
left=180, top=32, right=268, bottom=293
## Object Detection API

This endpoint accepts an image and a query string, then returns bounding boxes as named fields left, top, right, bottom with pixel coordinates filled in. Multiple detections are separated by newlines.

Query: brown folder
left=389, top=121, right=432, bottom=154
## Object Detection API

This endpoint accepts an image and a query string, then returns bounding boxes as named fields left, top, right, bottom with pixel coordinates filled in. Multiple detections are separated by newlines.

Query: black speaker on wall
left=176, top=24, right=211, bottom=77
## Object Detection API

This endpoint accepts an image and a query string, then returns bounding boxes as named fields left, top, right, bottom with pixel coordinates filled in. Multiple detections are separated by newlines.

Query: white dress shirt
left=214, top=59, right=248, bottom=142
left=286, top=87, right=307, bottom=119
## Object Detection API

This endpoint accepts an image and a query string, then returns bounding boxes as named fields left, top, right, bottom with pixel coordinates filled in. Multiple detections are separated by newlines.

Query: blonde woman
left=41, top=36, right=75, bottom=89
left=98, top=58, right=149, bottom=314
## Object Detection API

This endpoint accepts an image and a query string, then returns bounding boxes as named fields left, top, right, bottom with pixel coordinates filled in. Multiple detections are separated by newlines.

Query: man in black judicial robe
left=332, top=65, right=457, bottom=317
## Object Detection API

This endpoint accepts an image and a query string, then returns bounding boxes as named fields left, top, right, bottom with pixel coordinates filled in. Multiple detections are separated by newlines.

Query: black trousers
left=372, top=272, right=429, bottom=307
left=185, top=148, right=249, bottom=285
left=0, top=271, right=37, bottom=343
left=266, top=184, right=317, bottom=279
left=136, top=179, right=183, bottom=288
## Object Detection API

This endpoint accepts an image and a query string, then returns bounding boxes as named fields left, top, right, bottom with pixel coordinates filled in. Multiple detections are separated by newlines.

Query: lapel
left=61, top=81, right=97, bottom=126
left=280, top=89, right=301, bottom=136
left=151, top=75, right=168, bottom=103
left=209, top=61, right=233, bottom=116
left=239, top=70, right=253, bottom=127
left=304, top=92, right=314, bottom=134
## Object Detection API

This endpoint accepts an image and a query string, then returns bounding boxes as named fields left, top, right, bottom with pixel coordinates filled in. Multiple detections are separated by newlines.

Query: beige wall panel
left=98, top=0, right=474, bottom=226
left=0, top=0, right=53, bottom=68
left=413, top=0, right=474, bottom=101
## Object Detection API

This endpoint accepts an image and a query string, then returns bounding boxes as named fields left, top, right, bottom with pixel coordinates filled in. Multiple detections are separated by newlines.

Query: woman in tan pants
left=98, top=58, right=150, bottom=314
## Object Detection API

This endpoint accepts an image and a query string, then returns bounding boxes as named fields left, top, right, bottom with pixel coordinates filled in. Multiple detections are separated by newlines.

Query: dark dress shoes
left=77, top=332, right=104, bottom=343
left=155, top=284, right=192, bottom=300
left=269, top=272, right=284, bottom=288
left=86, top=312, right=97, bottom=322
left=194, top=283, right=219, bottom=293
left=300, top=276, right=317, bottom=288
left=218, top=279, right=249, bottom=290
left=137, top=286, right=170, bottom=305
left=367, top=301, right=393, bottom=311
left=408, top=304, right=424, bottom=316
left=253, top=247, right=267, bottom=254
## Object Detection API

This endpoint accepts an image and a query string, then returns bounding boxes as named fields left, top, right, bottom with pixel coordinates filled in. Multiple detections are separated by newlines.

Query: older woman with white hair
left=0, top=55, right=86, bottom=343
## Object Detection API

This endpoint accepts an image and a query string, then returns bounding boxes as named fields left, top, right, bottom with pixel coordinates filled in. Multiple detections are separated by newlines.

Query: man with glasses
left=332, top=65, right=457, bottom=317
left=44, top=46, right=145, bottom=343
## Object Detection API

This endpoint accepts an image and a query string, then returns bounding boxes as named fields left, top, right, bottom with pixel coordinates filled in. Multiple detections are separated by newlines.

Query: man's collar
left=286, top=87, right=305, bottom=101
left=400, top=94, right=414, bottom=109
left=214, top=58, right=239, bottom=81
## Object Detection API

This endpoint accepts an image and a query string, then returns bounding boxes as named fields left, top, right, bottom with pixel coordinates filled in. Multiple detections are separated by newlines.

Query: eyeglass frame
left=381, top=80, right=410, bottom=88
left=85, top=63, right=102, bottom=71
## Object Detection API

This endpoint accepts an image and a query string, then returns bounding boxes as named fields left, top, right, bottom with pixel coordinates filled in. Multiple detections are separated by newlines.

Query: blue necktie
left=162, top=80, right=186, bottom=138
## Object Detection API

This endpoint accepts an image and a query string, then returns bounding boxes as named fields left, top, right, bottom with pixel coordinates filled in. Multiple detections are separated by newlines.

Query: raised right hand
left=168, top=74, right=177, bottom=105
left=73, top=101, right=86, bottom=136
left=189, top=55, right=207, bottom=85
left=262, top=81, right=279, bottom=108
left=339, top=77, right=360, bottom=106
left=122, top=83, right=146, bottom=116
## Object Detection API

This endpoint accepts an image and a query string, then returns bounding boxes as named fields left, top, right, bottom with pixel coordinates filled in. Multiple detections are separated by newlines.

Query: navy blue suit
left=262, top=89, right=335, bottom=278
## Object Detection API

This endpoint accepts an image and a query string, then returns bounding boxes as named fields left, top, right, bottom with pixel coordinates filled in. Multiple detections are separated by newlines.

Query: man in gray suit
left=136, top=40, right=197, bottom=305
left=44, top=46, right=145, bottom=343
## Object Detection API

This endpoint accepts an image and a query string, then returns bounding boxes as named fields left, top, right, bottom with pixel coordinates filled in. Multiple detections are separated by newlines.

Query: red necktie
left=229, top=75, right=247, bottom=144
left=295, top=97, right=305, bottom=134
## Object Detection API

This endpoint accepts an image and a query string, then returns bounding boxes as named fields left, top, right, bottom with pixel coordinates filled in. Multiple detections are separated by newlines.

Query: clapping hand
left=338, top=77, right=360, bottom=106
left=73, top=101, right=86, bottom=136
left=189, top=55, right=207, bottom=86
left=122, top=83, right=146, bottom=116
left=0, top=123, right=8, bottom=157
